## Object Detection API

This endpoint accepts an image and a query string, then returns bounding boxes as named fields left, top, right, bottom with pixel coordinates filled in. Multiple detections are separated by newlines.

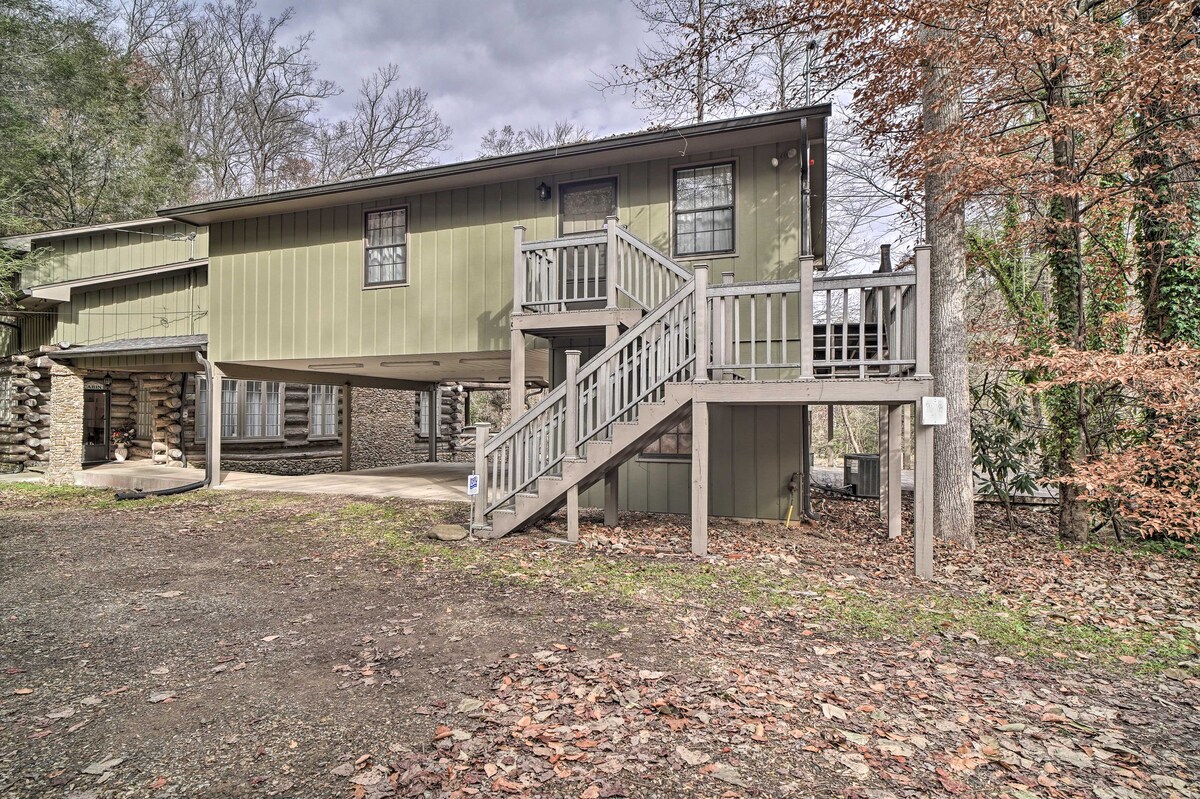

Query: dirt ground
left=0, top=485, right=1197, bottom=799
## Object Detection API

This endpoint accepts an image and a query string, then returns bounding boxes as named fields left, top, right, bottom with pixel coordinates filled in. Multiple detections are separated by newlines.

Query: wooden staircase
left=481, top=382, right=693, bottom=537
left=471, top=221, right=698, bottom=538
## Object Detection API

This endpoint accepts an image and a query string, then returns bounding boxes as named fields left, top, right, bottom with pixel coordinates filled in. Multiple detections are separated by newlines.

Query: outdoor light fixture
left=103, top=372, right=113, bottom=387
left=536, top=182, right=552, bottom=201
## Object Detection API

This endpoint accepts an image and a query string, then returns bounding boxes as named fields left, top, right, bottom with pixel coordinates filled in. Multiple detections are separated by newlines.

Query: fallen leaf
left=821, top=702, right=848, bottom=720
left=82, top=757, right=125, bottom=775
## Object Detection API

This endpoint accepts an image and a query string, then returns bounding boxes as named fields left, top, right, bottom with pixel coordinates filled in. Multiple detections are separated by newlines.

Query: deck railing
left=707, top=247, right=930, bottom=380
left=477, top=230, right=930, bottom=526
left=482, top=274, right=699, bottom=515
left=516, top=216, right=690, bottom=314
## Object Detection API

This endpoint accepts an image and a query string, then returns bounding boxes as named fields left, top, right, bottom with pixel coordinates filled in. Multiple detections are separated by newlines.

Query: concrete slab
left=75, top=461, right=202, bottom=492
left=219, top=462, right=471, bottom=503
left=0, top=472, right=43, bottom=485
left=73, top=460, right=473, bottom=503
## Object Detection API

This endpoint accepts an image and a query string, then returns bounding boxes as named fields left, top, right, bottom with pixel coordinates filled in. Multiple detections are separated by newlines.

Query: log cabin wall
left=0, top=352, right=53, bottom=471
left=0, top=358, right=471, bottom=475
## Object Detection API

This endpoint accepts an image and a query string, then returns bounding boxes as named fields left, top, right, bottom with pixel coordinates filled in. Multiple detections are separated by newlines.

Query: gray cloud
left=254, top=0, right=650, bottom=161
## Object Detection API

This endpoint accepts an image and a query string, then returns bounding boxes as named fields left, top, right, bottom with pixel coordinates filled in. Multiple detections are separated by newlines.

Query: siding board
left=208, top=140, right=802, bottom=362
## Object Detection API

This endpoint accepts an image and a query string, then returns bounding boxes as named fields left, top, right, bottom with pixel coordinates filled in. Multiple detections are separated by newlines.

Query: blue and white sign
left=466, top=474, right=480, bottom=496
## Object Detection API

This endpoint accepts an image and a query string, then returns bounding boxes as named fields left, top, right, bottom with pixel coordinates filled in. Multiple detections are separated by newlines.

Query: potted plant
left=111, top=428, right=134, bottom=462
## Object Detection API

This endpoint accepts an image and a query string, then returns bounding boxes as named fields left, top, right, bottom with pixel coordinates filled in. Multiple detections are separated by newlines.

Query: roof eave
left=161, top=105, right=831, bottom=225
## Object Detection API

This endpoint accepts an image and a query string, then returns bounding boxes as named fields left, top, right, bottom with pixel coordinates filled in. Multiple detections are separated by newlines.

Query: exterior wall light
left=536, top=182, right=552, bottom=201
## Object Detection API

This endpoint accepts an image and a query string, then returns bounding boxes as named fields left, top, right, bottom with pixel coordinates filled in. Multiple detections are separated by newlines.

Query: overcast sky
left=253, top=0, right=650, bottom=162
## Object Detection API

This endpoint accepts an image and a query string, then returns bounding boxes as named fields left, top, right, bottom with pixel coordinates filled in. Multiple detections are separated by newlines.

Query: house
left=0, top=220, right=467, bottom=479
left=1, top=105, right=938, bottom=576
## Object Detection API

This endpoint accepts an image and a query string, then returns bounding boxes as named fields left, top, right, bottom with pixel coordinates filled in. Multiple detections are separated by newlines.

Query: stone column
left=45, top=362, right=86, bottom=485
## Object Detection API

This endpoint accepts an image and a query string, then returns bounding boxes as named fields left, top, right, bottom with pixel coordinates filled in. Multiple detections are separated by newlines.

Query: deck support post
left=509, top=329, right=525, bottom=419
left=427, top=386, right=440, bottom=462
left=564, top=350, right=579, bottom=459
left=693, top=264, right=709, bottom=382
left=472, top=423, right=490, bottom=529
left=511, top=224, right=527, bottom=418
left=566, top=485, right=580, bottom=544
left=603, top=470, right=619, bottom=527
left=914, top=245, right=932, bottom=379
left=208, top=366, right=224, bottom=488
left=714, top=271, right=734, bottom=381
left=881, top=404, right=902, bottom=539
left=800, top=404, right=813, bottom=518
left=826, top=404, right=834, bottom=465
left=341, top=382, right=352, bottom=471
left=605, top=215, right=619, bottom=309
left=691, top=399, right=710, bottom=555
left=914, top=403, right=934, bottom=578
left=799, top=255, right=816, bottom=379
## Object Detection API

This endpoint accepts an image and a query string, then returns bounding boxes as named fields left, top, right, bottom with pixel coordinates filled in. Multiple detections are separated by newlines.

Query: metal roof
left=162, top=105, right=831, bottom=225
left=53, top=334, right=208, bottom=359
left=17, top=259, right=209, bottom=311
left=0, top=217, right=189, bottom=248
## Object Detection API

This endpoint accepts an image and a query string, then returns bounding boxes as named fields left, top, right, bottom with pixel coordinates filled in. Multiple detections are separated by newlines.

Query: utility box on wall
left=843, top=453, right=880, bottom=498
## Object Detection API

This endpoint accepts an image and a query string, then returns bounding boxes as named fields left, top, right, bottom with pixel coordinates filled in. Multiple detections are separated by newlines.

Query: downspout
left=115, top=349, right=212, bottom=499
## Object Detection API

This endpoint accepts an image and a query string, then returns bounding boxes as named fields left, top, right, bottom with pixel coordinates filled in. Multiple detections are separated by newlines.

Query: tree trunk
left=921, top=26, right=976, bottom=549
left=1046, top=57, right=1091, bottom=544
left=1134, top=4, right=1200, bottom=348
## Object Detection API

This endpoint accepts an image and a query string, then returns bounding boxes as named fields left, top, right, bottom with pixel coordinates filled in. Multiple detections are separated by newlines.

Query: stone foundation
left=44, top=363, right=85, bottom=485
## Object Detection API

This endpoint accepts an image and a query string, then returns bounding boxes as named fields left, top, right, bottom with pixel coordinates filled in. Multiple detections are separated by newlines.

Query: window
left=364, top=207, right=408, bottom=286
left=0, top=376, right=11, bottom=426
left=195, top=377, right=284, bottom=440
left=418, top=392, right=431, bottom=437
left=673, top=162, right=735, bottom=256
left=559, top=178, right=617, bottom=236
left=310, top=385, right=340, bottom=438
left=641, top=418, right=692, bottom=460
left=136, top=384, right=154, bottom=441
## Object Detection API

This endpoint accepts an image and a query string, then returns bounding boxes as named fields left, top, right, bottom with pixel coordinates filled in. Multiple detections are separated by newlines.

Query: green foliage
left=0, top=0, right=191, bottom=235
left=1143, top=194, right=1200, bottom=346
left=970, top=372, right=1041, bottom=518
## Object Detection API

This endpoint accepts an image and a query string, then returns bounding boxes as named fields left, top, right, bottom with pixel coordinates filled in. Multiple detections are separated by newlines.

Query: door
left=558, top=178, right=617, bottom=304
left=83, top=389, right=110, bottom=463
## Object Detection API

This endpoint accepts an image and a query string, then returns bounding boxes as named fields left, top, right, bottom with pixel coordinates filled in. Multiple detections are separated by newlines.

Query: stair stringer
left=480, top=382, right=695, bottom=537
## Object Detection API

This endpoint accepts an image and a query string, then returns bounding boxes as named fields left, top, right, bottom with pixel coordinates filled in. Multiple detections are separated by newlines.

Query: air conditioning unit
left=843, top=453, right=880, bottom=498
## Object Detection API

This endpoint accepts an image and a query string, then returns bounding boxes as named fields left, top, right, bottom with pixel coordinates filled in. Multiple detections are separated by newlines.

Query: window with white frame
left=136, top=384, right=154, bottom=441
left=673, top=162, right=735, bottom=256
left=364, top=207, right=408, bottom=286
left=195, top=377, right=283, bottom=440
left=418, top=391, right=431, bottom=437
left=310, top=384, right=339, bottom=437
left=0, top=375, right=11, bottom=426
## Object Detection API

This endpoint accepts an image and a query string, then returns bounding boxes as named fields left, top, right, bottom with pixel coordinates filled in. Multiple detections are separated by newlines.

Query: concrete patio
left=72, top=460, right=472, bottom=503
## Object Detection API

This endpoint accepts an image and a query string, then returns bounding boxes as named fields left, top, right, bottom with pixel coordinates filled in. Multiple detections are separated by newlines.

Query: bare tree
left=478, top=126, right=528, bottom=158
left=523, top=121, right=591, bottom=149
left=600, top=0, right=752, bottom=124
left=208, top=0, right=337, bottom=194
left=314, top=66, right=451, bottom=182
left=478, top=121, right=590, bottom=157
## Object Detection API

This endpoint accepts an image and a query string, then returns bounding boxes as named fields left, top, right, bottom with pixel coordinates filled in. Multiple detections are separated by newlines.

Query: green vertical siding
left=22, top=222, right=208, bottom=288
left=580, top=405, right=809, bottom=520
left=209, top=140, right=804, bottom=362
left=46, top=271, right=208, bottom=347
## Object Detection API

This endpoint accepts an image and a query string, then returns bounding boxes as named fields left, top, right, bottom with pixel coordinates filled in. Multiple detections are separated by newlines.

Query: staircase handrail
left=610, top=224, right=692, bottom=281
